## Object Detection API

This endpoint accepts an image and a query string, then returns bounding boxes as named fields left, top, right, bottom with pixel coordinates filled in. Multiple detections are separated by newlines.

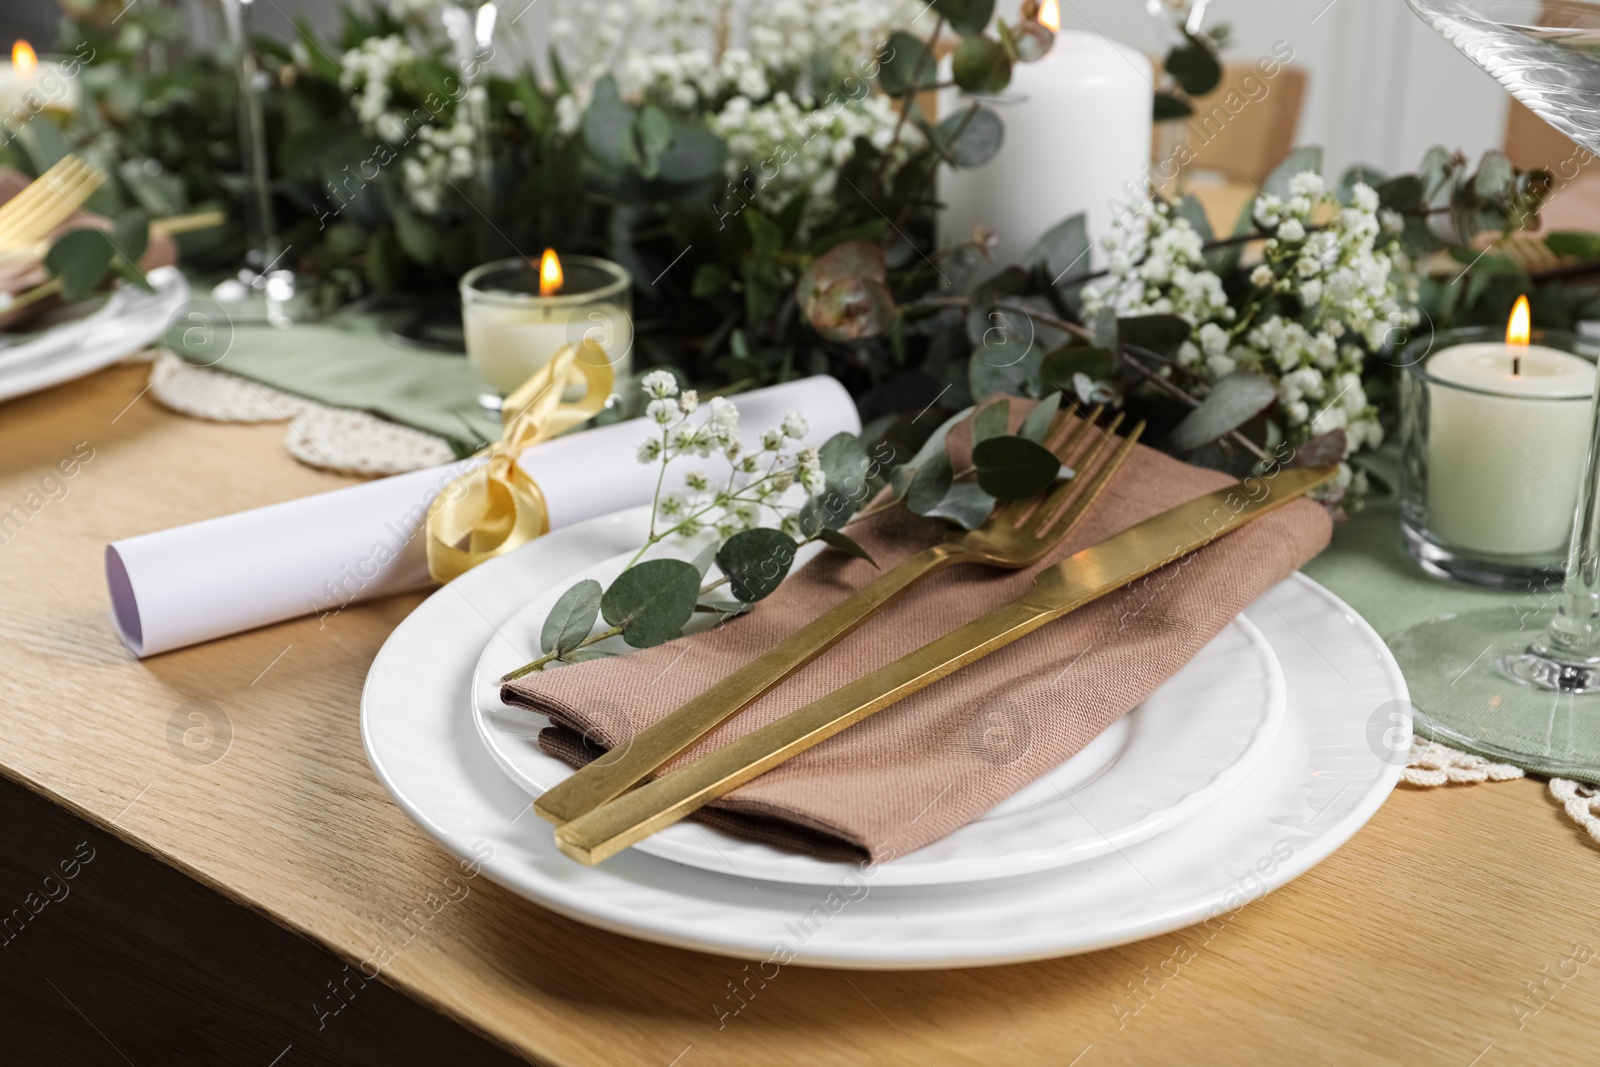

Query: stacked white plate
left=362, top=505, right=1409, bottom=969
left=0, top=267, right=188, bottom=403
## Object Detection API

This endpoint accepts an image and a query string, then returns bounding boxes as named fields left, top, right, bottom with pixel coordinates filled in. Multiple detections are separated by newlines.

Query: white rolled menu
left=107, top=375, right=859, bottom=657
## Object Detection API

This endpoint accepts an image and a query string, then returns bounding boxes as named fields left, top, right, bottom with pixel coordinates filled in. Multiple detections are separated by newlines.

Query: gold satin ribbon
left=426, top=341, right=614, bottom=583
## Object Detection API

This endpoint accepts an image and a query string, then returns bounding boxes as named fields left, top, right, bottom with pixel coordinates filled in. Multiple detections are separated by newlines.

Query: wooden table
left=3, top=362, right=1599, bottom=1066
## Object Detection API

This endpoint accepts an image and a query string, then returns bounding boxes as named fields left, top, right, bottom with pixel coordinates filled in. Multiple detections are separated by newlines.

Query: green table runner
left=182, top=317, right=500, bottom=455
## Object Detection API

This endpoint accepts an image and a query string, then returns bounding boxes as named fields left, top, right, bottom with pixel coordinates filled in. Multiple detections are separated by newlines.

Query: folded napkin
left=0, top=166, right=178, bottom=331
left=503, top=410, right=1333, bottom=863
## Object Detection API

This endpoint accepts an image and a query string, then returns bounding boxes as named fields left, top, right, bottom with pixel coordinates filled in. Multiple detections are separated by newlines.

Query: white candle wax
left=1425, top=342, right=1596, bottom=556
left=936, top=29, right=1152, bottom=266
left=464, top=301, right=634, bottom=396
left=0, top=59, right=82, bottom=120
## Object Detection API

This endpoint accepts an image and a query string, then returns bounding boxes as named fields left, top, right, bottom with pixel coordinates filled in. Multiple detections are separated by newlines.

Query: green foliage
left=541, top=580, right=602, bottom=658
left=601, top=558, right=702, bottom=648
left=973, top=434, right=1063, bottom=498
left=717, top=528, right=800, bottom=602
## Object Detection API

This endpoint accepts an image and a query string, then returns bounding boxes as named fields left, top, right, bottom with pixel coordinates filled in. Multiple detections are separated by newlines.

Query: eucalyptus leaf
left=45, top=229, right=114, bottom=302
left=819, top=527, right=878, bottom=567
left=1041, top=344, right=1115, bottom=390
left=1023, top=213, right=1090, bottom=288
left=952, top=37, right=1011, bottom=94
left=889, top=407, right=972, bottom=508
left=934, top=0, right=995, bottom=35
left=1168, top=372, right=1277, bottom=452
left=815, top=432, right=872, bottom=525
left=112, top=211, right=149, bottom=268
left=1117, top=314, right=1192, bottom=359
left=933, top=105, right=1004, bottom=168
left=582, top=75, right=632, bottom=169
left=797, top=240, right=895, bottom=341
left=1153, top=92, right=1193, bottom=121
left=973, top=434, right=1062, bottom=498
left=1165, top=40, right=1222, bottom=97
left=1547, top=231, right=1600, bottom=260
left=1017, top=391, right=1062, bottom=443
left=1264, top=146, right=1323, bottom=199
left=923, top=481, right=998, bottom=529
left=905, top=448, right=954, bottom=513
left=541, top=579, right=602, bottom=657
left=600, top=558, right=701, bottom=647
left=972, top=398, right=1010, bottom=443
left=1293, top=428, right=1347, bottom=469
left=656, top=122, right=727, bottom=184
left=878, top=31, right=938, bottom=96
left=1173, top=196, right=1214, bottom=243
left=716, top=527, right=799, bottom=602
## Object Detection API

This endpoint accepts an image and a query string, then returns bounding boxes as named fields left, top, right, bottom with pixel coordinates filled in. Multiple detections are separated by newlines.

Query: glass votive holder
left=461, top=255, right=633, bottom=407
left=1399, top=325, right=1598, bottom=588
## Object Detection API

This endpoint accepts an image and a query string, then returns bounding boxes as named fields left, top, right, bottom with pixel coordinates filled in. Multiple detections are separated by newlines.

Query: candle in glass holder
left=1424, top=296, right=1596, bottom=557
left=0, top=40, right=82, bottom=120
left=461, top=250, right=633, bottom=398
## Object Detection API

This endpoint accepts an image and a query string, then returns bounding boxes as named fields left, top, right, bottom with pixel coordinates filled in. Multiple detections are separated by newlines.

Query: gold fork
left=530, top=405, right=1146, bottom=826
left=0, top=155, right=105, bottom=253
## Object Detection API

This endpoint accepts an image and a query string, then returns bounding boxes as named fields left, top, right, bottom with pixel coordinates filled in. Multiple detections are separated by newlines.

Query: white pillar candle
left=937, top=28, right=1152, bottom=267
left=1426, top=341, right=1596, bottom=556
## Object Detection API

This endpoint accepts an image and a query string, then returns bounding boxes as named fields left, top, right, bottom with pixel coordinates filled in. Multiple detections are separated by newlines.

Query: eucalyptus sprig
left=500, top=376, right=1067, bottom=681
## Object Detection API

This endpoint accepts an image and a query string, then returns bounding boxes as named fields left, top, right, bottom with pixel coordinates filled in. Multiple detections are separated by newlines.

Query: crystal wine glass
left=1394, top=0, right=1600, bottom=776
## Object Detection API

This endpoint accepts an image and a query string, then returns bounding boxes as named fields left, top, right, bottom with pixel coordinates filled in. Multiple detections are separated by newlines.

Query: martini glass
left=1392, top=0, right=1600, bottom=778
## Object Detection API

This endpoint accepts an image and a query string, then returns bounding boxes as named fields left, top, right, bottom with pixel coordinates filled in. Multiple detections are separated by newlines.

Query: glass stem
left=223, top=0, right=279, bottom=277
left=1539, top=373, right=1600, bottom=665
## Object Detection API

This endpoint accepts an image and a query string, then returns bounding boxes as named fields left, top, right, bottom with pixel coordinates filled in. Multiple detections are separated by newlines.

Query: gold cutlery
left=554, top=464, right=1337, bottom=864
left=530, top=406, right=1146, bottom=827
left=0, top=155, right=105, bottom=253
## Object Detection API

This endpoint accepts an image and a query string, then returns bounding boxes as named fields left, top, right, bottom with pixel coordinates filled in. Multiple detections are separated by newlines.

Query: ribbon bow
left=426, top=341, right=613, bottom=582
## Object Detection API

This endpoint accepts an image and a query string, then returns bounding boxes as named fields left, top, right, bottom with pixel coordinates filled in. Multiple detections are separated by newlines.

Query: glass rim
left=1402, top=324, right=1596, bottom=401
left=460, top=255, right=632, bottom=307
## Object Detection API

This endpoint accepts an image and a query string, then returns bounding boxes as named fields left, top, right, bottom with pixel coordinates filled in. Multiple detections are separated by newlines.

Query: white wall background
left=1052, top=0, right=1511, bottom=178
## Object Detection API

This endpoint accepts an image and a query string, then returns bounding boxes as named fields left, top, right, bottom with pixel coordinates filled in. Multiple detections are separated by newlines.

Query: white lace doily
left=1401, top=739, right=1600, bottom=845
left=148, top=350, right=456, bottom=476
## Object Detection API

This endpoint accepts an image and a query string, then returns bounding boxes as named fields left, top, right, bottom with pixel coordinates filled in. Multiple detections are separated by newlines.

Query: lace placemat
left=149, top=349, right=455, bottom=476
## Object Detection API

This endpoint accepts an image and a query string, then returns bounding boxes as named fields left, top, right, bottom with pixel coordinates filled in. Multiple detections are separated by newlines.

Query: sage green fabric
left=182, top=318, right=500, bottom=454
left=1304, top=489, right=1600, bottom=784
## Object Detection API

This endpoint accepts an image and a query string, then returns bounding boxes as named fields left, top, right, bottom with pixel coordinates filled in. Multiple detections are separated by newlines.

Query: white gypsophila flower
left=1083, top=170, right=1412, bottom=496
left=678, top=389, right=699, bottom=414
left=642, top=369, right=680, bottom=398
left=647, top=398, right=677, bottom=426
left=637, top=437, right=662, bottom=464
left=401, top=114, right=479, bottom=215
left=781, top=411, right=809, bottom=439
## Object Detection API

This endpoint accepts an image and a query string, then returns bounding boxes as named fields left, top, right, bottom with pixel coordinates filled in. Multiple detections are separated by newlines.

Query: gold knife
left=553, top=465, right=1336, bottom=864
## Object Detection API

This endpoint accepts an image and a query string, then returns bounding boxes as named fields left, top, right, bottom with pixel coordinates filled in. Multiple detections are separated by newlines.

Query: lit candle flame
left=538, top=248, right=563, bottom=296
left=1037, top=0, right=1061, bottom=32
left=12, top=40, right=37, bottom=78
left=1507, top=294, right=1530, bottom=376
left=1506, top=294, right=1530, bottom=347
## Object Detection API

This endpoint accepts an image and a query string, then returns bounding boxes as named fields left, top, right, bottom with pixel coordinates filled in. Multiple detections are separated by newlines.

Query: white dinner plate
left=470, top=506, right=1286, bottom=886
left=0, top=267, right=188, bottom=403
left=362, top=508, right=1410, bottom=969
